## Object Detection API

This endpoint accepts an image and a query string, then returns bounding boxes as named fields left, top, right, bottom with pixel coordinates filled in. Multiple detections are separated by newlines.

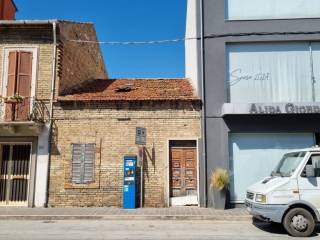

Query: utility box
left=123, top=156, right=137, bottom=209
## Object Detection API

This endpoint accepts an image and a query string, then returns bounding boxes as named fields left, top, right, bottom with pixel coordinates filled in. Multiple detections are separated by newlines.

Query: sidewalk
left=0, top=207, right=251, bottom=221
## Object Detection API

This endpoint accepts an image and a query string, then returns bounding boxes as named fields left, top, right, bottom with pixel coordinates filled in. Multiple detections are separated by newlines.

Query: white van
left=246, top=147, right=320, bottom=237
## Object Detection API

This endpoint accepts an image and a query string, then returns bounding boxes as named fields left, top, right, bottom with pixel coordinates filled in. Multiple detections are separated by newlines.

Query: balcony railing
left=0, top=96, right=50, bottom=123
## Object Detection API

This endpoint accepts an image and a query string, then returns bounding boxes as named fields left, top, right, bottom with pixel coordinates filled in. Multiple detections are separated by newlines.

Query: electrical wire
left=67, top=31, right=320, bottom=45
left=67, top=37, right=197, bottom=45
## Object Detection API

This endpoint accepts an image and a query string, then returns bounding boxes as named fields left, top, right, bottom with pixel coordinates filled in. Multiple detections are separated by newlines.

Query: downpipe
left=45, top=21, right=57, bottom=207
left=200, top=0, right=208, bottom=207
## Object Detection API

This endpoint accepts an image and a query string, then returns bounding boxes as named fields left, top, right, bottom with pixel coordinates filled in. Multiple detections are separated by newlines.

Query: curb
left=0, top=215, right=252, bottom=221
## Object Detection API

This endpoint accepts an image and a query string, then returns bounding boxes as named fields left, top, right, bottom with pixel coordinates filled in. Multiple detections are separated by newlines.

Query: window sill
left=64, top=182, right=99, bottom=189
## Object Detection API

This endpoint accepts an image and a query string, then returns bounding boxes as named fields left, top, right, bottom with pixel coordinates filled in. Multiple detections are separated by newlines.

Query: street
left=0, top=220, right=319, bottom=240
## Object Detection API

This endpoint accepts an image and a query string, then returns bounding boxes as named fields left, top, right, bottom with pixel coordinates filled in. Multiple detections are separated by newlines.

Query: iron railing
left=0, top=97, right=50, bottom=123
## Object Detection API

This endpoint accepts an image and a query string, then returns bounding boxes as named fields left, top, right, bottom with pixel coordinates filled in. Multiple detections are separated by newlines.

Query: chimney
left=0, top=0, right=17, bottom=20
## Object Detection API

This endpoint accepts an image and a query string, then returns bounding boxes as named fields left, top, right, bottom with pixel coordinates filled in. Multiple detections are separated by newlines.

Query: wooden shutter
left=15, top=51, right=32, bottom=121
left=4, top=51, right=32, bottom=121
left=71, top=144, right=83, bottom=184
left=83, top=144, right=95, bottom=183
left=4, top=51, right=18, bottom=121
left=71, top=144, right=95, bottom=184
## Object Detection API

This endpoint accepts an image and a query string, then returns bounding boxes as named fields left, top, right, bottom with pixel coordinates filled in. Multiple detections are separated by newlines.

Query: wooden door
left=170, top=148, right=197, bottom=197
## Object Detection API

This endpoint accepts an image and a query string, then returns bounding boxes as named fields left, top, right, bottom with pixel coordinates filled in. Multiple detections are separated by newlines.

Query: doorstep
left=0, top=207, right=251, bottom=221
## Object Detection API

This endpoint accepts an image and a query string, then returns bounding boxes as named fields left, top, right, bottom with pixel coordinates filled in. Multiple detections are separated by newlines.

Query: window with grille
left=71, top=143, right=95, bottom=184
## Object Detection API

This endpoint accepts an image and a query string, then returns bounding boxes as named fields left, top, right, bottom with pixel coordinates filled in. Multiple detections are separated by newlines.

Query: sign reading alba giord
left=250, top=103, right=320, bottom=114
left=135, top=127, right=146, bottom=208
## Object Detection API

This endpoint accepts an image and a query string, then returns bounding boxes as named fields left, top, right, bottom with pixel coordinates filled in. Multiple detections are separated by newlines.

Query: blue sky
left=14, top=0, right=187, bottom=79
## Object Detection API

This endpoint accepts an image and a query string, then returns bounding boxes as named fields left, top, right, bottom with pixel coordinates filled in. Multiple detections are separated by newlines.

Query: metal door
left=170, top=148, right=197, bottom=197
left=0, top=144, right=31, bottom=206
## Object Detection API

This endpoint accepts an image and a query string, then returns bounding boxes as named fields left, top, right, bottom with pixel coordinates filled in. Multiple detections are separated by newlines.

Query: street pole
left=139, top=146, right=144, bottom=208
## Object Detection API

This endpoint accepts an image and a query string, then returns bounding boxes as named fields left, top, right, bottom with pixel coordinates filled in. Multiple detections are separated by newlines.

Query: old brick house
left=0, top=19, right=106, bottom=207
left=0, top=1, right=201, bottom=208
left=0, top=19, right=201, bottom=208
left=50, top=79, right=201, bottom=207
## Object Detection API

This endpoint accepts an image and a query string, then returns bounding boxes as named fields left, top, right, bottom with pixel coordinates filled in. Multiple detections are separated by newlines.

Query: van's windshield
left=271, top=151, right=306, bottom=177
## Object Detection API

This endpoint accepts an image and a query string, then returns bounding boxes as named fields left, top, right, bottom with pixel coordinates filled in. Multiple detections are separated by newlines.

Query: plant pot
left=4, top=99, right=21, bottom=104
left=213, top=189, right=226, bottom=209
left=3, top=97, right=24, bottom=104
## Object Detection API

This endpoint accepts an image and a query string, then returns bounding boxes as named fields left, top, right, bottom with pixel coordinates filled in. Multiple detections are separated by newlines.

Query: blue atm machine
left=123, top=156, right=137, bottom=209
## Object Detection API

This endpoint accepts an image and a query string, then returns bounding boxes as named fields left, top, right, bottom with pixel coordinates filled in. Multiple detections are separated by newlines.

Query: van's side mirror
left=306, top=165, right=315, bottom=178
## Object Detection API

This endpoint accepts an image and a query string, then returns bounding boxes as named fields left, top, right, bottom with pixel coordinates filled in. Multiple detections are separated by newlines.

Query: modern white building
left=186, top=0, right=320, bottom=208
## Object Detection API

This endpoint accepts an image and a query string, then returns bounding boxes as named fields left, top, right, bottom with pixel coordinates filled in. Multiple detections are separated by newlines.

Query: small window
left=71, top=143, right=95, bottom=184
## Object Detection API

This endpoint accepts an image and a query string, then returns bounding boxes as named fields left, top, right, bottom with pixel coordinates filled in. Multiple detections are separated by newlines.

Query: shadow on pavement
left=252, top=218, right=320, bottom=237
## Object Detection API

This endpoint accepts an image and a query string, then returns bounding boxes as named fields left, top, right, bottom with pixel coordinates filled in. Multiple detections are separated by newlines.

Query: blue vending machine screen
left=123, top=156, right=137, bottom=209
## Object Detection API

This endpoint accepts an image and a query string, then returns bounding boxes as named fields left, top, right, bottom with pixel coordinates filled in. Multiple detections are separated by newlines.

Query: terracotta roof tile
left=58, top=78, right=199, bottom=102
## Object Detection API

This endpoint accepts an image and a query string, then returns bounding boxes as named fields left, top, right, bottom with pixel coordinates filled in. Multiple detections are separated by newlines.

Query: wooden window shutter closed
left=4, top=51, right=32, bottom=121
left=15, top=51, right=32, bottom=121
left=71, top=144, right=83, bottom=184
left=72, top=144, right=95, bottom=184
left=83, top=144, right=95, bottom=183
left=5, top=51, right=18, bottom=121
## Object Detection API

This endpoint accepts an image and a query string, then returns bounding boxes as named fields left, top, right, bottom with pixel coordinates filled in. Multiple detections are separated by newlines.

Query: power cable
left=67, top=31, right=320, bottom=45
left=67, top=37, right=196, bottom=45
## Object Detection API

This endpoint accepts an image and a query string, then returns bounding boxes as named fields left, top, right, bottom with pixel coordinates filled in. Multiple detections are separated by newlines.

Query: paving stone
left=0, top=207, right=251, bottom=221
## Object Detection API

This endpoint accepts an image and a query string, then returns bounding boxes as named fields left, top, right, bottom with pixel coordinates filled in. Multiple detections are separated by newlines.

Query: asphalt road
left=0, top=220, right=319, bottom=240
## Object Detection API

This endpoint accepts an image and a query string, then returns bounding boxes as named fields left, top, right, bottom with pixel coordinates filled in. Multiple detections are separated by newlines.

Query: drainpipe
left=200, top=0, right=208, bottom=208
left=45, top=21, right=57, bottom=207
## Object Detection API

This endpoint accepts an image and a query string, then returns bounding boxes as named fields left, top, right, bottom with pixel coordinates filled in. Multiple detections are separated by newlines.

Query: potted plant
left=210, top=168, right=230, bottom=209
left=3, top=94, right=24, bottom=104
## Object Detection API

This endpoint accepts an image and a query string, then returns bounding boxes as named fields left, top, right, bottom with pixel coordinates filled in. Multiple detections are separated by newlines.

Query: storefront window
left=227, top=42, right=320, bottom=103
left=229, top=133, right=314, bottom=202
left=226, top=0, right=320, bottom=20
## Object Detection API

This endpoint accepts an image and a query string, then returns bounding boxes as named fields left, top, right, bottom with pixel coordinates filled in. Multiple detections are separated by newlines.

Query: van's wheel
left=283, top=208, right=315, bottom=237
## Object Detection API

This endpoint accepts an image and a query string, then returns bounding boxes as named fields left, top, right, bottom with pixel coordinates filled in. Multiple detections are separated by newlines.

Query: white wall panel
left=226, top=0, right=320, bottom=20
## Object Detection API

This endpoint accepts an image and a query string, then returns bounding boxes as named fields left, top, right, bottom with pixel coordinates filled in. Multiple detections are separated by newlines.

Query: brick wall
left=57, top=22, right=107, bottom=95
left=0, top=0, right=17, bottom=20
left=0, top=26, right=54, bottom=100
left=0, top=22, right=108, bottom=100
left=49, top=101, right=201, bottom=207
left=0, top=22, right=107, bottom=122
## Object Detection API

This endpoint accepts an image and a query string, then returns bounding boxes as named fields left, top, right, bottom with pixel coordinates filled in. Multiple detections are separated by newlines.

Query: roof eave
left=57, top=98, right=201, bottom=103
left=0, top=19, right=58, bottom=26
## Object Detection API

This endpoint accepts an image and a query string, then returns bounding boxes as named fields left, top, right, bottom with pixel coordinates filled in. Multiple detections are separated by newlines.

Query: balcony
left=0, top=96, right=50, bottom=136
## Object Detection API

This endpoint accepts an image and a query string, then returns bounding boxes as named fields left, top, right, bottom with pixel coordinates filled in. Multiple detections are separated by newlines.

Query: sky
left=14, top=0, right=187, bottom=79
